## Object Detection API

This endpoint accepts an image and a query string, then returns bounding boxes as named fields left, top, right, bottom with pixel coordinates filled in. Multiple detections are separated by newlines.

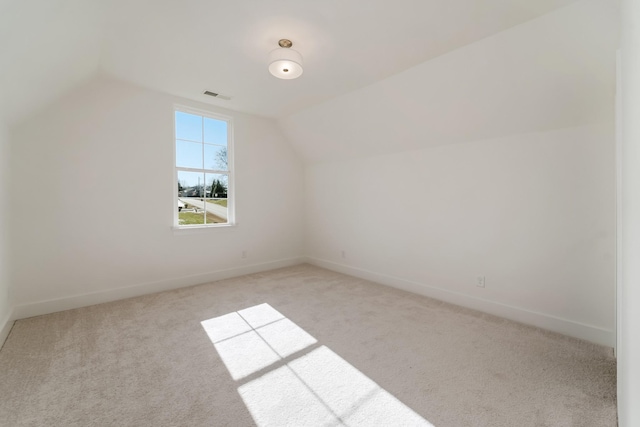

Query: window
left=174, top=107, right=233, bottom=228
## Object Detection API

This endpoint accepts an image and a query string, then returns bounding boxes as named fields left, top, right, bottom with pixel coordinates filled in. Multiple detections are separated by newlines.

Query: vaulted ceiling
left=1, top=0, right=584, bottom=125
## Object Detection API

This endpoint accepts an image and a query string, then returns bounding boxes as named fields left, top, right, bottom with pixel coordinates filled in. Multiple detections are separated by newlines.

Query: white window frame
left=173, top=105, right=235, bottom=229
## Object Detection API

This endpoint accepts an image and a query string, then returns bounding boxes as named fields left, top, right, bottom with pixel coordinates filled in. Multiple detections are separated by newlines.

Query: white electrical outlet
left=477, top=276, right=485, bottom=288
left=341, top=250, right=346, bottom=259
left=242, top=250, right=247, bottom=259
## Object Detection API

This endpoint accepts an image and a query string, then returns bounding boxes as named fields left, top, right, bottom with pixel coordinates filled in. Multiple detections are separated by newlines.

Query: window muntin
left=175, top=108, right=232, bottom=228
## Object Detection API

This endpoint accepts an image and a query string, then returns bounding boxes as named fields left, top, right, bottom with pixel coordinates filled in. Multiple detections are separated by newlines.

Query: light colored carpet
left=0, top=264, right=616, bottom=426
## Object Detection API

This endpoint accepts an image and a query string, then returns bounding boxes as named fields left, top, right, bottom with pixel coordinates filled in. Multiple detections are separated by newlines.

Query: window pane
left=178, top=171, right=205, bottom=198
left=176, top=111, right=203, bottom=142
left=176, top=140, right=203, bottom=169
left=205, top=174, right=229, bottom=224
left=204, top=117, right=227, bottom=146
left=204, top=145, right=228, bottom=171
left=177, top=200, right=205, bottom=225
left=178, top=171, right=205, bottom=225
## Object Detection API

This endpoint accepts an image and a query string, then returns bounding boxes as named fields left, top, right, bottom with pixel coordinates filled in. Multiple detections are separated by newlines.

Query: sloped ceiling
left=0, top=0, right=104, bottom=124
left=1, top=0, right=581, bottom=126
left=280, top=0, right=620, bottom=163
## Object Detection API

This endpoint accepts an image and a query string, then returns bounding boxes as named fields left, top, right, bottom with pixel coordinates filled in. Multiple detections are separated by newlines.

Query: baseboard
left=0, top=308, right=14, bottom=350
left=305, top=257, right=615, bottom=348
left=13, top=257, right=305, bottom=320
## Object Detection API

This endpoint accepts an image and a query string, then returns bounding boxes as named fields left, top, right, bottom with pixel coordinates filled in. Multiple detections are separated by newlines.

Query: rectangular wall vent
left=203, top=90, right=231, bottom=101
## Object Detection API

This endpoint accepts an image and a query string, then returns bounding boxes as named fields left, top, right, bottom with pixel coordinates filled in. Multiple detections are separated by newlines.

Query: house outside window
left=174, top=107, right=234, bottom=228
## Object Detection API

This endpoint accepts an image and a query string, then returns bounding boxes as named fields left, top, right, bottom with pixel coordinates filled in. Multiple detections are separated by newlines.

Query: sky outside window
left=176, top=111, right=228, bottom=172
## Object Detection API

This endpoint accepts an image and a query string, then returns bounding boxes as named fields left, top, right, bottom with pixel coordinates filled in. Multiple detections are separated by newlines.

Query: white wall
left=9, top=75, right=305, bottom=317
left=619, top=0, right=640, bottom=423
left=0, top=121, right=13, bottom=345
left=295, top=0, right=618, bottom=347
left=305, top=124, right=615, bottom=346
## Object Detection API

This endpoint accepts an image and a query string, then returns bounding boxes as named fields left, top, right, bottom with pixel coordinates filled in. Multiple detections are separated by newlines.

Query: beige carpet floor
left=0, top=264, right=616, bottom=426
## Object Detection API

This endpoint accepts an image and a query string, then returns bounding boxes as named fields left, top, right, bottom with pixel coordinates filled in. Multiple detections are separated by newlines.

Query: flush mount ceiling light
left=269, top=39, right=303, bottom=80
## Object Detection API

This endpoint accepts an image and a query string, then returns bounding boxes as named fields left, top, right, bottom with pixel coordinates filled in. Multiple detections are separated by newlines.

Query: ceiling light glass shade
left=268, top=47, right=303, bottom=79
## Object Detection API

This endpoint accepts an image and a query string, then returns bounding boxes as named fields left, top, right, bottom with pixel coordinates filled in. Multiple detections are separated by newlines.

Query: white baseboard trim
left=13, top=257, right=305, bottom=321
left=0, top=308, right=15, bottom=350
left=305, top=257, right=615, bottom=348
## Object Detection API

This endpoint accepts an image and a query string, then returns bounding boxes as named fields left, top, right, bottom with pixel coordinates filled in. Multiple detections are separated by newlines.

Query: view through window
left=175, top=108, right=232, bottom=227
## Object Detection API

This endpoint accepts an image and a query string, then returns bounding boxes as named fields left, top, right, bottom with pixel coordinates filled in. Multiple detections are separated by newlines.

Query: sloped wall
left=281, top=0, right=618, bottom=163
left=9, top=76, right=305, bottom=316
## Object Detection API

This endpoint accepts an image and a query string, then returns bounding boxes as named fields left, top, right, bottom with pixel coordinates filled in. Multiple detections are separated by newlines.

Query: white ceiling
left=0, top=0, right=104, bottom=124
left=0, top=0, right=581, bottom=124
left=281, top=0, right=620, bottom=163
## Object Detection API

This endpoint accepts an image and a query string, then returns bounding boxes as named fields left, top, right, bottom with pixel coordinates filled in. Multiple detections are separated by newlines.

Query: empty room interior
left=1, top=0, right=640, bottom=426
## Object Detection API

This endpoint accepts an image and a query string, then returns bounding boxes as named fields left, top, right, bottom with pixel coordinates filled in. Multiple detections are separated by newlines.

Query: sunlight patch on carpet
left=202, top=303, right=434, bottom=426
left=201, top=303, right=317, bottom=379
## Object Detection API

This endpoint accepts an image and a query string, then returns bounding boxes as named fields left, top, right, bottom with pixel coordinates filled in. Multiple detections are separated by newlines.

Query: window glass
left=175, top=109, right=232, bottom=228
left=175, top=111, right=203, bottom=142
left=204, top=117, right=228, bottom=145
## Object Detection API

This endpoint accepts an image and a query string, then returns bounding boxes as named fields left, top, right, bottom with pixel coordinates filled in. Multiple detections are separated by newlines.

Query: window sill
left=172, top=223, right=237, bottom=235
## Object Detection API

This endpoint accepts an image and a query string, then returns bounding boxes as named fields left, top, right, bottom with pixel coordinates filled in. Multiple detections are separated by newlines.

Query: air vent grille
left=203, top=90, right=231, bottom=101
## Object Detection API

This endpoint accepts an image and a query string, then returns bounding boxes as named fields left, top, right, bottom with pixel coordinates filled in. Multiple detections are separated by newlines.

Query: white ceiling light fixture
left=269, top=39, right=303, bottom=80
